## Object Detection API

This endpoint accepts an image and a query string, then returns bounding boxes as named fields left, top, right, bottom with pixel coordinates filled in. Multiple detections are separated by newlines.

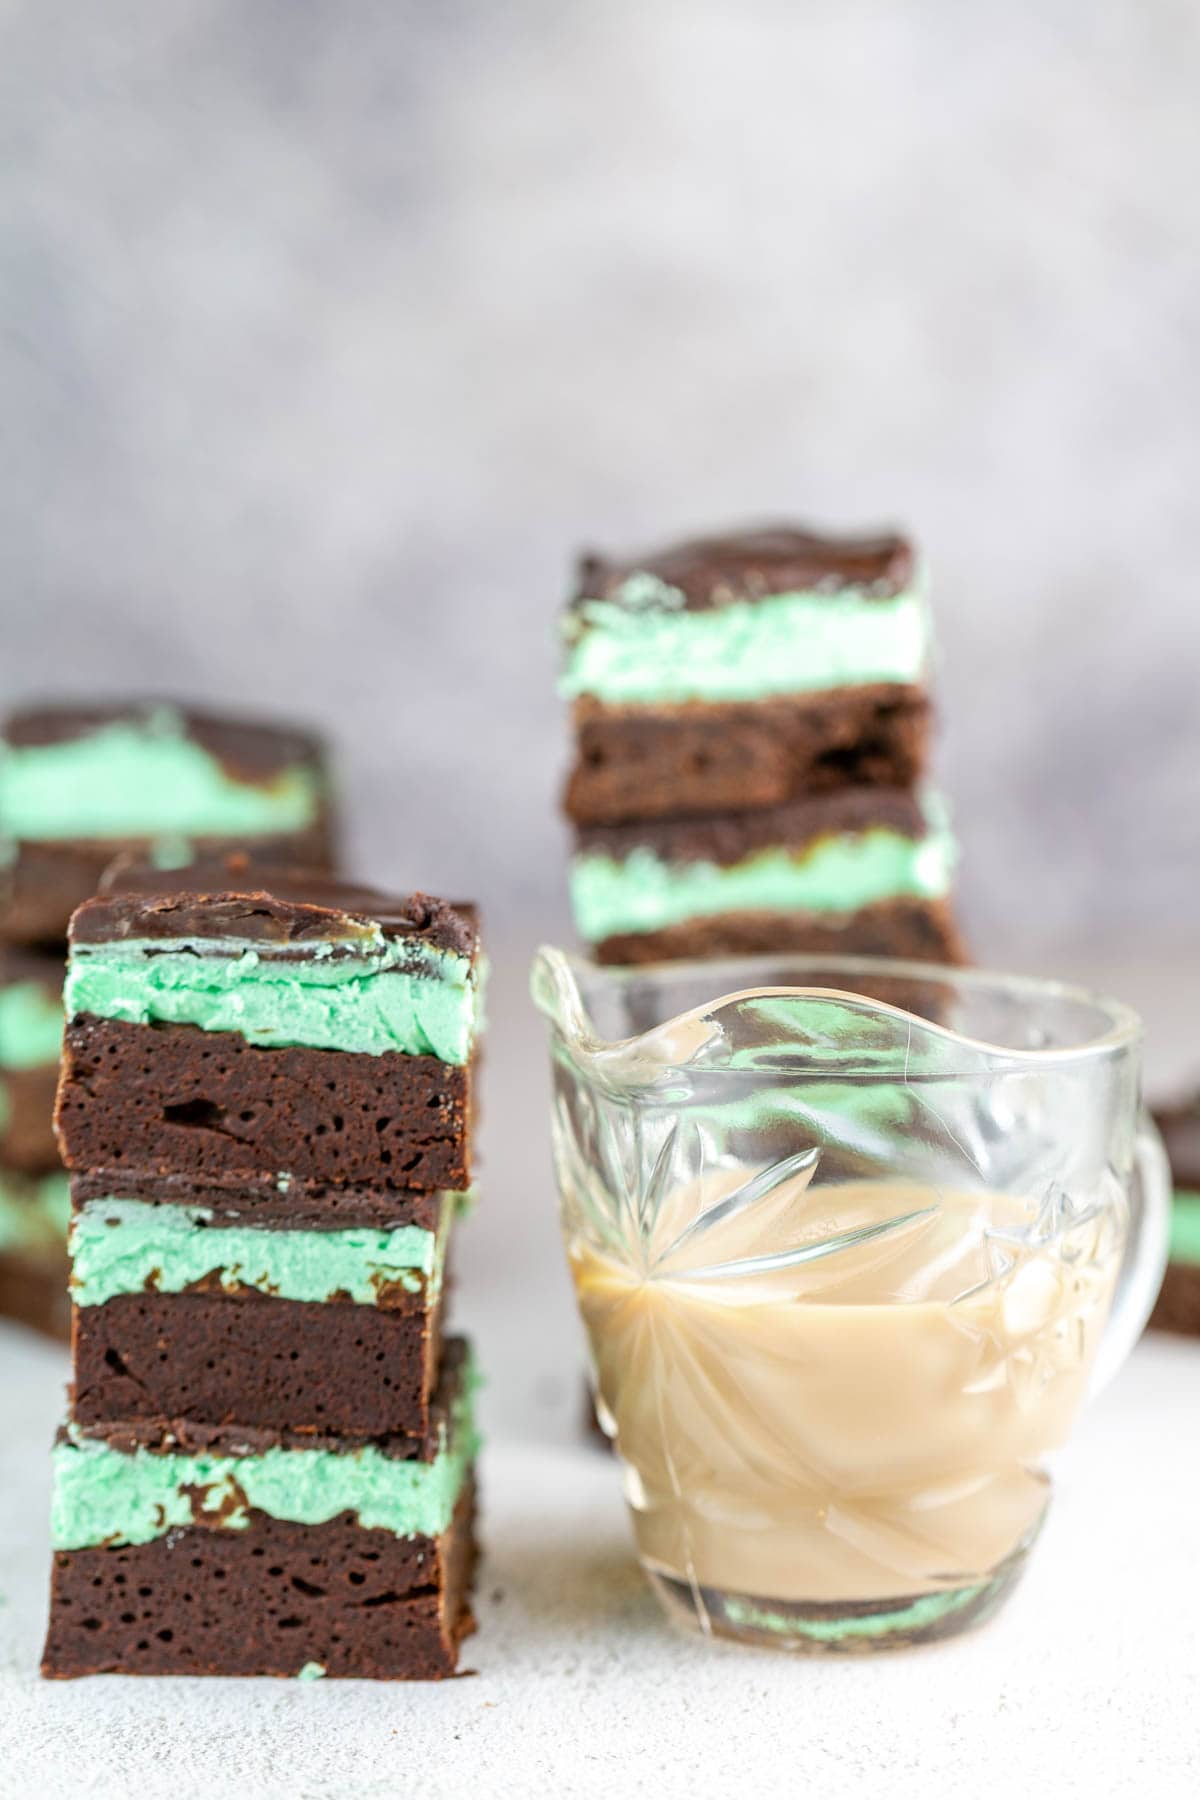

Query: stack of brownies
left=42, top=855, right=483, bottom=1679
left=0, top=702, right=333, bottom=1338
left=560, top=524, right=965, bottom=968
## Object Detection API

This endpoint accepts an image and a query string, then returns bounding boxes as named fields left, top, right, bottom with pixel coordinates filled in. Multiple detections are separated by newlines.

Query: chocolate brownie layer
left=75, top=855, right=476, bottom=960
left=57, top=1016, right=473, bottom=1191
left=74, top=1335, right=470, bottom=1460
left=72, top=1283, right=447, bottom=1437
left=0, top=1063, right=60, bottom=1169
left=0, top=1248, right=70, bottom=1340
left=1153, top=1098, right=1200, bottom=1189
left=592, top=896, right=967, bottom=969
left=571, top=525, right=914, bottom=614
left=1148, top=1263, right=1200, bottom=1338
left=574, top=785, right=929, bottom=866
left=565, top=686, right=931, bottom=826
left=0, top=828, right=334, bottom=948
left=69, top=1168, right=447, bottom=1231
left=42, top=1475, right=477, bottom=1680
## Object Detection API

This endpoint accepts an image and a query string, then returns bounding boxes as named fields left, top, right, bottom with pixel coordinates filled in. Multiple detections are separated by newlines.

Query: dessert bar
left=570, top=786, right=962, bottom=967
left=562, top=527, right=931, bottom=826
left=56, top=859, right=482, bottom=1192
left=69, top=1178, right=462, bottom=1438
left=0, top=703, right=334, bottom=944
left=43, top=1338, right=479, bottom=1680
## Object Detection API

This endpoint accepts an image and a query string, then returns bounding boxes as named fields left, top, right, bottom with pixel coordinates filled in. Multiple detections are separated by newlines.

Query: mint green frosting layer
left=0, top=1170, right=70, bottom=1255
left=0, top=708, right=320, bottom=841
left=1169, top=1191, right=1200, bottom=1267
left=71, top=1195, right=457, bottom=1307
left=570, top=822, right=956, bottom=941
left=722, top=1579, right=988, bottom=1643
left=0, top=978, right=64, bottom=1069
left=561, top=587, right=929, bottom=705
left=66, top=937, right=479, bottom=1064
left=51, top=1358, right=478, bottom=1549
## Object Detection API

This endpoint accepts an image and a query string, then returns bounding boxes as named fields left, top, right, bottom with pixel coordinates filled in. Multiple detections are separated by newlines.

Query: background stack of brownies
left=41, top=853, right=483, bottom=1680
left=0, top=702, right=334, bottom=1340
left=560, top=524, right=966, bottom=969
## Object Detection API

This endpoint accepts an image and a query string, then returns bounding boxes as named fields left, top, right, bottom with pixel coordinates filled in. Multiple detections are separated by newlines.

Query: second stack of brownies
left=560, top=525, right=965, bottom=968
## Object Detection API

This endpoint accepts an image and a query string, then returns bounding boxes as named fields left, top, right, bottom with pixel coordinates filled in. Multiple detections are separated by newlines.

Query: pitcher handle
left=1091, top=1107, right=1172, bottom=1395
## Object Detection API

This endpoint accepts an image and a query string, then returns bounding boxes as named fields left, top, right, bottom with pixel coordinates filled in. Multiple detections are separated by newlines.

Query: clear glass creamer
left=532, top=951, right=1170, bottom=1653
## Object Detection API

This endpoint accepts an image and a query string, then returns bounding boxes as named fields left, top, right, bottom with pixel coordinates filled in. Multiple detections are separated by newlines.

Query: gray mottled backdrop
left=3, top=0, right=1199, bottom=959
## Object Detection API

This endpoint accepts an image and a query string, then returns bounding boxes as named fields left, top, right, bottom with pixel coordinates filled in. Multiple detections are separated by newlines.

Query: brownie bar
left=43, top=1337, right=478, bottom=1679
left=565, top=686, right=931, bottom=826
left=0, top=1063, right=60, bottom=1169
left=43, top=1474, right=477, bottom=1680
left=57, top=1016, right=474, bottom=1191
left=0, top=1247, right=70, bottom=1340
left=0, top=945, right=64, bottom=1167
left=0, top=703, right=336, bottom=946
left=572, top=786, right=959, bottom=964
left=69, top=1185, right=458, bottom=1435
left=1152, top=1097, right=1200, bottom=1189
left=1148, top=1264, right=1200, bottom=1338
left=591, top=896, right=967, bottom=969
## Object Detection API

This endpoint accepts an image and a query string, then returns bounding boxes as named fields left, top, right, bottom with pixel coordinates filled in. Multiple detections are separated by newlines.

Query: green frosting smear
left=723, top=1580, right=987, bottom=1643
left=51, top=1357, right=479, bottom=1550
left=66, top=936, right=479, bottom=1064
left=561, top=586, right=929, bottom=705
left=1168, top=1191, right=1200, bottom=1267
left=0, top=1170, right=71, bottom=1255
left=71, top=1195, right=457, bottom=1307
left=296, top=1662, right=326, bottom=1682
left=570, top=821, right=956, bottom=941
left=0, top=708, right=320, bottom=841
left=0, top=977, right=64, bottom=1068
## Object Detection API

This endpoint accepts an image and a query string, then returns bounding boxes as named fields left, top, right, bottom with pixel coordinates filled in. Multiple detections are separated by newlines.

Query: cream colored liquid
left=569, top=1171, right=1120, bottom=1604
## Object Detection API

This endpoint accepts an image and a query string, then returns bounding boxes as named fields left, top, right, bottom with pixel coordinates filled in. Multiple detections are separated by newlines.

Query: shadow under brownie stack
left=0, top=702, right=333, bottom=1339
left=561, top=525, right=965, bottom=967
left=42, top=857, right=483, bottom=1680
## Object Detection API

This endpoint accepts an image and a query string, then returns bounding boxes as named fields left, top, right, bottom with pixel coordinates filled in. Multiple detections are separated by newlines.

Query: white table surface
left=2, top=940, right=1198, bottom=1799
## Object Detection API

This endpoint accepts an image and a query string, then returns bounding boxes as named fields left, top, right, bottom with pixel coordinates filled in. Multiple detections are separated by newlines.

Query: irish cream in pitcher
left=569, top=1166, right=1121, bottom=1635
left=535, top=948, right=1169, bottom=1651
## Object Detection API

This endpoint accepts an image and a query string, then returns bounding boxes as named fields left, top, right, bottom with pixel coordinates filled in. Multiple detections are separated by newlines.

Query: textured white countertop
left=2, top=942, right=1198, bottom=1798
